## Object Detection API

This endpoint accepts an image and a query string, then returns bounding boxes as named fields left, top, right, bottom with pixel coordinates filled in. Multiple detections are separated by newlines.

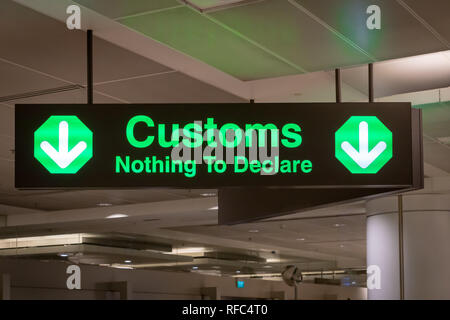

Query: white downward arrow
left=40, top=121, right=87, bottom=169
left=341, top=121, right=386, bottom=169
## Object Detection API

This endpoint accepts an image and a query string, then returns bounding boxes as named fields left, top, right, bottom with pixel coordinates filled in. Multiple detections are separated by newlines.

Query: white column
left=366, top=193, right=450, bottom=299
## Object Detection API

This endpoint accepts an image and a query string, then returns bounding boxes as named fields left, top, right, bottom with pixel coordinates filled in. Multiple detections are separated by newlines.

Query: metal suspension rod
left=87, top=29, right=93, bottom=104
left=335, top=68, right=341, bottom=103
left=368, top=63, right=374, bottom=102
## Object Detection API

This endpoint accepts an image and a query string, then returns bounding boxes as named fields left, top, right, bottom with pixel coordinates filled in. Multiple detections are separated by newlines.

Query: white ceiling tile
left=294, top=0, right=447, bottom=61
left=95, top=72, right=245, bottom=103
left=0, top=1, right=173, bottom=85
left=341, top=51, right=450, bottom=98
left=403, top=0, right=450, bottom=45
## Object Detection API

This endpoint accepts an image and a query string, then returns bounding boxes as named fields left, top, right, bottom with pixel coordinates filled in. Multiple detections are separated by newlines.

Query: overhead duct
left=0, top=233, right=172, bottom=252
left=203, top=251, right=266, bottom=263
left=82, top=236, right=172, bottom=252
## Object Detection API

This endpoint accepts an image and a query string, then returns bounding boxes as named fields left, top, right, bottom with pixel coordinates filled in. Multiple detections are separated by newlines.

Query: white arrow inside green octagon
left=341, top=121, right=387, bottom=169
left=40, top=121, right=87, bottom=169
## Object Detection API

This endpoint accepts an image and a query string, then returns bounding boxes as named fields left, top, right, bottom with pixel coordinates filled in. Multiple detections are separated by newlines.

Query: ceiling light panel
left=0, top=234, right=84, bottom=249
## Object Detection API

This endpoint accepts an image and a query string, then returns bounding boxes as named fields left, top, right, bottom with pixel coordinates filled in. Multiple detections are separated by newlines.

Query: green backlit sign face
left=34, top=115, right=93, bottom=174
left=15, top=103, right=420, bottom=189
left=335, top=116, right=392, bottom=174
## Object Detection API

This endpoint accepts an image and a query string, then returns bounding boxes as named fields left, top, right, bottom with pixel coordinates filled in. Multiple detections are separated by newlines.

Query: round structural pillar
left=366, top=193, right=450, bottom=299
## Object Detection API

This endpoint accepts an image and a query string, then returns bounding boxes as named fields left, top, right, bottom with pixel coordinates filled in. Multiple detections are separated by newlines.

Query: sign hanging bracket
left=87, top=29, right=93, bottom=104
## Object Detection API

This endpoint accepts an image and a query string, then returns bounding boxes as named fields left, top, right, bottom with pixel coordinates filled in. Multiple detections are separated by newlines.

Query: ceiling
left=0, top=0, right=449, bottom=278
left=72, top=0, right=449, bottom=80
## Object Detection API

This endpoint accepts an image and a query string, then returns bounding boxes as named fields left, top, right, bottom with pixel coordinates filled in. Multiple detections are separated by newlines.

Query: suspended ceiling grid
left=73, top=0, right=450, bottom=80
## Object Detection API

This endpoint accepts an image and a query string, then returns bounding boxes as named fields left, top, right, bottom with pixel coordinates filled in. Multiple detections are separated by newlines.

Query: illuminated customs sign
left=15, top=103, right=421, bottom=189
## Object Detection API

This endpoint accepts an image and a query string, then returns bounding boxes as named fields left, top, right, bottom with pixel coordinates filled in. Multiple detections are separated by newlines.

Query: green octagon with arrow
left=335, top=116, right=392, bottom=174
left=34, top=115, right=93, bottom=174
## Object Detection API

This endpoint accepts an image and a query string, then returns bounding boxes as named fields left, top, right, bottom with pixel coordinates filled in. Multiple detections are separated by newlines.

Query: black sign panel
left=15, top=103, right=418, bottom=189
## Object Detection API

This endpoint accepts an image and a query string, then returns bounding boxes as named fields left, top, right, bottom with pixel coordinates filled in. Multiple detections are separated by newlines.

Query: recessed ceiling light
left=296, top=238, right=305, bottom=241
left=334, top=223, right=345, bottom=227
left=97, top=203, right=112, bottom=207
left=192, top=266, right=199, bottom=270
left=236, top=270, right=241, bottom=274
left=339, top=244, right=345, bottom=248
left=58, top=253, right=69, bottom=257
left=201, top=193, right=216, bottom=197
left=106, top=213, right=128, bottom=219
left=208, top=206, right=218, bottom=210
left=263, top=265, right=273, bottom=268
left=170, top=247, right=207, bottom=254
left=248, top=229, right=259, bottom=233
left=124, top=260, right=132, bottom=264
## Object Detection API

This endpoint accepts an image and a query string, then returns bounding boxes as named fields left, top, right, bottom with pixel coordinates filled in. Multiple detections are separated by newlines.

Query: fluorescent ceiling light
left=200, top=193, right=216, bottom=197
left=301, top=270, right=346, bottom=276
left=105, top=213, right=128, bottom=219
left=184, top=0, right=261, bottom=12
left=111, top=265, right=134, bottom=270
left=208, top=206, right=218, bottom=211
left=0, top=234, right=84, bottom=249
left=170, top=247, right=207, bottom=254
